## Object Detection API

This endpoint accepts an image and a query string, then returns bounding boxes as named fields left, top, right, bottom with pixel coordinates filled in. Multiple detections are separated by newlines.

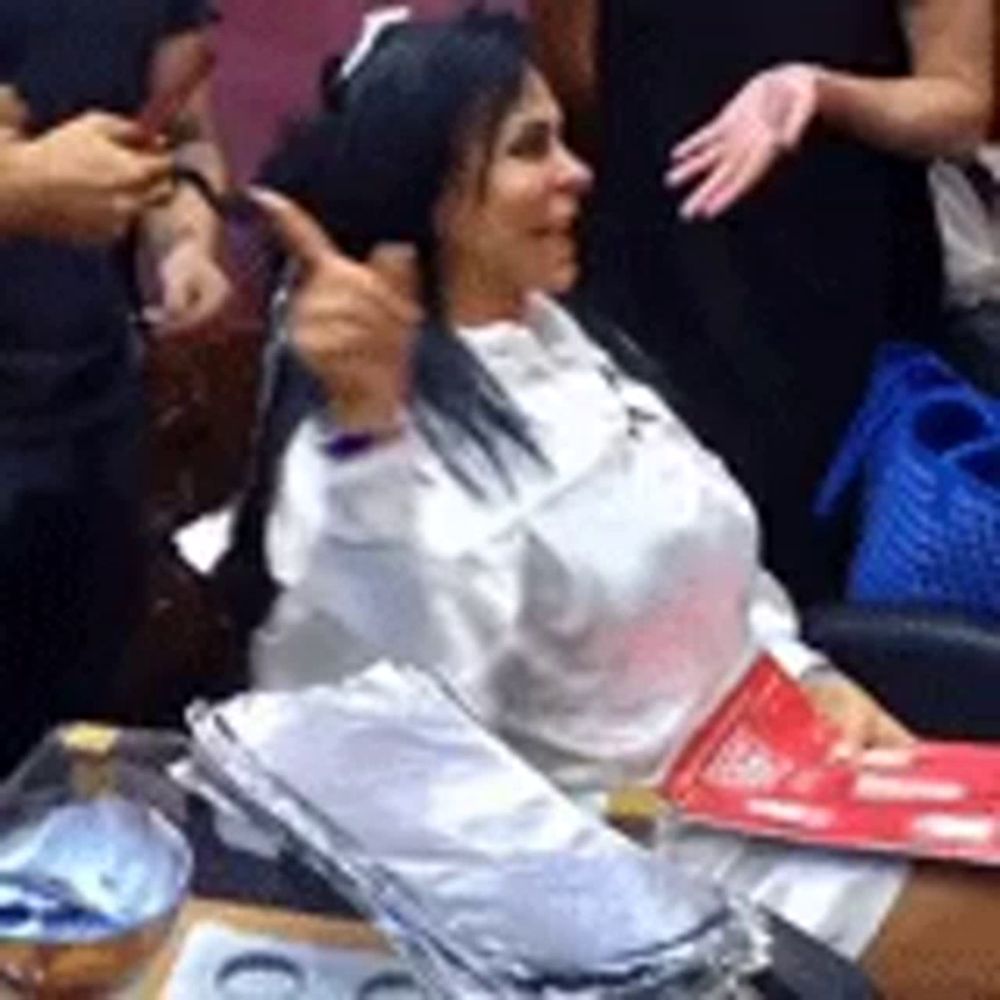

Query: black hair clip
left=171, top=166, right=268, bottom=227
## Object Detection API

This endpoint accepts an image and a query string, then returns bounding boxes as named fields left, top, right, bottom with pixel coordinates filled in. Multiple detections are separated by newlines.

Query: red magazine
left=661, top=657, right=1000, bottom=864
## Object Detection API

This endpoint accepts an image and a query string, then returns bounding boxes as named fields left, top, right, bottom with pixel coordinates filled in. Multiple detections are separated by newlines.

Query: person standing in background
left=528, top=0, right=992, bottom=603
left=0, top=0, right=230, bottom=773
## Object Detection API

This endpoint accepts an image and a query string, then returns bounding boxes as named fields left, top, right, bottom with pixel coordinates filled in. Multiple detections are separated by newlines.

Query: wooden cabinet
left=120, top=267, right=268, bottom=726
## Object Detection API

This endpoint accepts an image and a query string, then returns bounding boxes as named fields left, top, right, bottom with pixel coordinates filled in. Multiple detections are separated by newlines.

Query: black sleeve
left=164, top=0, right=217, bottom=36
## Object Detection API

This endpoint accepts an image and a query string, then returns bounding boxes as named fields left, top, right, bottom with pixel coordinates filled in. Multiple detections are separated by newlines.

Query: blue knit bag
left=815, top=343, right=1000, bottom=618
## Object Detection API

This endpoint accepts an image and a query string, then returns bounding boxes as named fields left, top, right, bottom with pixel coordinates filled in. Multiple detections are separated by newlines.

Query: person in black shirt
left=529, top=0, right=992, bottom=604
left=0, top=0, right=229, bottom=772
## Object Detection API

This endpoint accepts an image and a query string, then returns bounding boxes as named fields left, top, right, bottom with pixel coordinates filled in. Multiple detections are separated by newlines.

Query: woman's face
left=438, top=70, right=593, bottom=311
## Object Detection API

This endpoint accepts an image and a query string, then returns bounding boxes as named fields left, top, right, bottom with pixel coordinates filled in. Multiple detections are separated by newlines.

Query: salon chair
left=804, top=603, right=1000, bottom=740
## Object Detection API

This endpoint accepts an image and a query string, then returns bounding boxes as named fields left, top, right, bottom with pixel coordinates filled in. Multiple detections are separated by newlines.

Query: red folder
left=661, top=657, right=1000, bottom=864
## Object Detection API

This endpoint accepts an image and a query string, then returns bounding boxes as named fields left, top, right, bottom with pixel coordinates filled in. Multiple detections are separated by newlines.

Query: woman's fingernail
left=858, top=747, right=914, bottom=768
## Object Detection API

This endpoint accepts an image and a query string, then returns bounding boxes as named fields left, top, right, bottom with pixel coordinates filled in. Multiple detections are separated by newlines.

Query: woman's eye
left=507, top=125, right=553, bottom=160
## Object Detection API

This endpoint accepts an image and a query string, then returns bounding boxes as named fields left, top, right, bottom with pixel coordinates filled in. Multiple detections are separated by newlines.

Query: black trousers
left=0, top=407, right=142, bottom=775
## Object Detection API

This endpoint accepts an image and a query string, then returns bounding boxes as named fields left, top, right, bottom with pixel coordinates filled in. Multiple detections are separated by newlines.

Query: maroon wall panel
left=214, top=1, right=523, bottom=181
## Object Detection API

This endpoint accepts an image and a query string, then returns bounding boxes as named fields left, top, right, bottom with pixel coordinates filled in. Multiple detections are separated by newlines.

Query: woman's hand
left=803, top=671, right=916, bottom=760
left=665, top=64, right=820, bottom=221
left=250, top=188, right=423, bottom=434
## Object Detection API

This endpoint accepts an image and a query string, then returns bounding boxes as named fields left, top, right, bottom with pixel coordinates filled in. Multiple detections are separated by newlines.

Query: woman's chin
left=539, top=260, right=580, bottom=296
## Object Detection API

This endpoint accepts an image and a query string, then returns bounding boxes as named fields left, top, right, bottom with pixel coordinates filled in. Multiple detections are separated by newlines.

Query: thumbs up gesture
left=250, top=188, right=424, bottom=434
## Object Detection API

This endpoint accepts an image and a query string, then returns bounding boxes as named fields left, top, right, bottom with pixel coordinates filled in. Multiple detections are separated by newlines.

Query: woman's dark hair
left=260, top=10, right=542, bottom=490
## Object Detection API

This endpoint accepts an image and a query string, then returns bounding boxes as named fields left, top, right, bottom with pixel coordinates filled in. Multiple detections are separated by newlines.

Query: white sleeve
left=747, top=570, right=830, bottom=680
left=266, top=417, right=422, bottom=589
left=257, top=418, right=520, bottom=718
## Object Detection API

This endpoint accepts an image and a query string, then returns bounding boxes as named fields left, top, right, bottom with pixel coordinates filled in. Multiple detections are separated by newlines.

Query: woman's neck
left=444, top=259, right=529, bottom=329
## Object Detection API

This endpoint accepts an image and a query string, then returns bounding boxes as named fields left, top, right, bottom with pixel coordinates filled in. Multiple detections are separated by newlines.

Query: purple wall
left=214, top=1, right=523, bottom=181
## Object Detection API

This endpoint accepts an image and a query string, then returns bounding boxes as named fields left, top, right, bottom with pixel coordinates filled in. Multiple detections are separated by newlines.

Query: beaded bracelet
left=325, top=431, right=382, bottom=461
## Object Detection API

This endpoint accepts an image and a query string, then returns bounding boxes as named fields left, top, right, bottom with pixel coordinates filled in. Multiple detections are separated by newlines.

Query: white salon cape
left=254, top=294, right=905, bottom=958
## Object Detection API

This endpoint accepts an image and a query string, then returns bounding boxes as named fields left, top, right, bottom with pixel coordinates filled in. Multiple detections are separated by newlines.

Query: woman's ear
left=433, top=154, right=478, bottom=246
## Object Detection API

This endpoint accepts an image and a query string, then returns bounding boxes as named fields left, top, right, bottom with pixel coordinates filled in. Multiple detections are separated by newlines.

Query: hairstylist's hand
left=249, top=188, right=424, bottom=434
left=1, top=112, right=174, bottom=243
left=802, top=671, right=915, bottom=761
left=151, top=238, right=232, bottom=334
left=665, top=64, right=820, bottom=221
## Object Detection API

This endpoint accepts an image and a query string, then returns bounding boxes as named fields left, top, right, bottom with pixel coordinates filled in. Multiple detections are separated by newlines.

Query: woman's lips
left=530, top=206, right=579, bottom=240
left=532, top=220, right=577, bottom=242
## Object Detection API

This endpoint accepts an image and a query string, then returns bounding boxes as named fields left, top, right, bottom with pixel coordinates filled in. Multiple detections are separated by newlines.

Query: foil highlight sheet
left=189, top=661, right=768, bottom=997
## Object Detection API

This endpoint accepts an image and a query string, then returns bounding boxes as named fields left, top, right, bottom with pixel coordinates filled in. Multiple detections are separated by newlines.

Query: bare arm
left=140, top=29, right=231, bottom=330
left=994, top=8, right=1000, bottom=139
left=669, top=0, right=993, bottom=219
left=141, top=30, right=227, bottom=261
left=816, top=0, right=993, bottom=157
left=0, top=113, right=171, bottom=243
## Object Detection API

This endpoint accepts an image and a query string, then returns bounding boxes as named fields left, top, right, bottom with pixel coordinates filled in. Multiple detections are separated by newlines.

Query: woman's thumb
left=368, top=242, right=421, bottom=303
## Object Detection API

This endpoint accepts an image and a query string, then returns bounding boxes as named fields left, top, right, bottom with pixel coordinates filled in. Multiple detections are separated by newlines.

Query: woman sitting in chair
left=249, top=13, right=1000, bottom=997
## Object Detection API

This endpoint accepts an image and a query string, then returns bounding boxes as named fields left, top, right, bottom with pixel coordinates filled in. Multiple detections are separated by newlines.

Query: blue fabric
left=816, top=343, right=1000, bottom=618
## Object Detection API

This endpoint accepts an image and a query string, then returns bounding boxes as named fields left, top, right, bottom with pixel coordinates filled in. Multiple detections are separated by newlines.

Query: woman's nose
left=556, top=145, right=594, bottom=194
